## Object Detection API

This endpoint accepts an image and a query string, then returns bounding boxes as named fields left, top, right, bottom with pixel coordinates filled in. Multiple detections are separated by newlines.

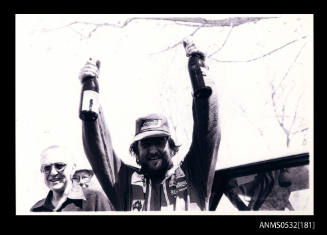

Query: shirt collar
left=67, top=184, right=87, bottom=200
left=32, top=184, right=87, bottom=210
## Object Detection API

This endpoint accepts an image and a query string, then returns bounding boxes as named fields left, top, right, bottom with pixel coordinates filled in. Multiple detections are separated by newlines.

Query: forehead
left=137, top=136, right=169, bottom=150
left=40, top=146, right=74, bottom=165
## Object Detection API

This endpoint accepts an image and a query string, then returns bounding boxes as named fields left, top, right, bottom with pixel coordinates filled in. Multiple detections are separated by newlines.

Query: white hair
left=40, top=145, right=76, bottom=165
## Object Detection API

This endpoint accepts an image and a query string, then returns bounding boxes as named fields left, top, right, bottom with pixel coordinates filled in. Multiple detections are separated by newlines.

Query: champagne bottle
left=79, top=59, right=100, bottom=121
left=183, top=39, right=212, bottom=99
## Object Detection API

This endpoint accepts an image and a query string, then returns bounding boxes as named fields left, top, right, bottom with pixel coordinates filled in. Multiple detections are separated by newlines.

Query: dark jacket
left=31, top=185, right=113, bottom=212
left=82, top=75, right=220, bottom=211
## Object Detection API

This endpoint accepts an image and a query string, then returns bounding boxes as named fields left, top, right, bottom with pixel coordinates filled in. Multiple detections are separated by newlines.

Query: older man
left=31, top=145, right=113, bottom=212
left=73, top=168, right=94, bottom=189
left=79, top=39, right=221, bottom=211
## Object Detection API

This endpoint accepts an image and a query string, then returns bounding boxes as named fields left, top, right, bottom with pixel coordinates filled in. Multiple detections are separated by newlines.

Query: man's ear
left=169, top=147, right=175, bottom=158
left=135, top=155, right=140, bottom=165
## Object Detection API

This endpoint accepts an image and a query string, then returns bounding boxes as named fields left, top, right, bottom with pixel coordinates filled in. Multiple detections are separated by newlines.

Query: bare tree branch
left=291, top=127, right=309, bottom=135
left=87, top=26, right=100, bottom=39
left=39, top=16, right=277, bottom=40
left=68, top=25, right=88, bottom=40
left=209, top=36, right=307, bottom=63
left=40, top=21, right=80, bottom=33
left=149, top=25, right=203, bottom=55
left=238, top=104, right=265, bottom=137
left=42, top=16, right=277, bottom=30
left=268, top=37, right=308, bottom=147
left=207, top=24, right=234, bottom=58
left=274, top=40, right=308, bottom=94
left=149, top=15, right=265, bottom=55
left=173, top=22, right=209, bottom=27
left=231, top=100, right=273, bottom=151
left=270, top=82, right=289, bottom=138
left=281, top=104, right=286, bottom=123
left=278, top=81, right=296, bottom=107
left=289, top=90, right=305, bottom=134
left=162, top=16, right=277, bottom=27
left=272, top=115, right=306, bottom=121
left=270, top=68, right=307, bottom=147
left=40, top=20, right=127, bottom=33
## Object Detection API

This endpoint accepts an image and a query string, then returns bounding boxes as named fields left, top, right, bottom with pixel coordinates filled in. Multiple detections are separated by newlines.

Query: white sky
left=15, top=14, right=313, bottom=214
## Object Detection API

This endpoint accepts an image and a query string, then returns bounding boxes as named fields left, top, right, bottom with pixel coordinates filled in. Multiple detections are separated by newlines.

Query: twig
left=209, top=36, right=307, bottom=63
left=271, top=82, right=289, bottom=137
left=291, top=127, right=309, bottom=135
left=149, top=25, right=202, bottom=55
left=289, top=90, right=305, bottom=133
left=208, top=24, right=234, bottom=58
left=274, top=40, right=308, bottom=94
left=39, top=16, right=277, bottom=40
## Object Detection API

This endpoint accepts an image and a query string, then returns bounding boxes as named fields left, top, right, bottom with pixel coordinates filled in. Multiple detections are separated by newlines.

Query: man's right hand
left=79, top=58, right=101, bottom=83
left=183, top=37, right=206, bottom=59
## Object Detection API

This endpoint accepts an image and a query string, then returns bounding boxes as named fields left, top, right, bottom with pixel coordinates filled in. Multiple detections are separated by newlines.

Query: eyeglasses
left=140, top=136, right=168, bottom=148
left=40, top=162, right=67, bottom=174
left=72, top=175, right=92, bottom=183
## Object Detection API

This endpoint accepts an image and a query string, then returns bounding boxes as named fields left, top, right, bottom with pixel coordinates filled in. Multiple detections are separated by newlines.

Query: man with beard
left=79, top=39, right=221, bottom=211
left=31, top=145, right=113, bottom=212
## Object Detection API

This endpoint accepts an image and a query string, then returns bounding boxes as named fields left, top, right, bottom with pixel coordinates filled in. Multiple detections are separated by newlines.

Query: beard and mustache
left=139, top=150, right=174, bottom=178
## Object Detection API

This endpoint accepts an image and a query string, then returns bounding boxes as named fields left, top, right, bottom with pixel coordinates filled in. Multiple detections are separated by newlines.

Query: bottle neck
left=81, top=76, right=99, bottom=92
left=190, top=52, right=205, bottom=60
left=81, top=76, right=96, bottom=83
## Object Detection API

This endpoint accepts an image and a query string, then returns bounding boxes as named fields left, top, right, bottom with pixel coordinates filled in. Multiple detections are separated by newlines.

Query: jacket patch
left=168, top=167, right=188, bottom=196
left=131, top=172, right=146, bottom=193
left=131, top=172, right=146, bottom=211
left=132, top=200, right=144, bottom=211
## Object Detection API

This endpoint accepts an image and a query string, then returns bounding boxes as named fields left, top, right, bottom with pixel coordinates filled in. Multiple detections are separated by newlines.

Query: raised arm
left=79, top=58, right=128, bottom=210
left=181, top=39, right=221, bottom=203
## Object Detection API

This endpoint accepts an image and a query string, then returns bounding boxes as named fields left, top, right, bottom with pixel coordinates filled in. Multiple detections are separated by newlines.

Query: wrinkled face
left=72, top=170, right=93, bottom=188
left=40, top=148, right=75, bottom=193
left=136, top=136, right=173, bottom=177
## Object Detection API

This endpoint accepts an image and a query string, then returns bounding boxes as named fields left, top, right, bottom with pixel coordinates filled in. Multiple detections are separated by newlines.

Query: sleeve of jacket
left=82, top=106, right=129, bottom=211
left=94, top=190, right=115, bottom=211
left=182, top=73, right=221, bottom=204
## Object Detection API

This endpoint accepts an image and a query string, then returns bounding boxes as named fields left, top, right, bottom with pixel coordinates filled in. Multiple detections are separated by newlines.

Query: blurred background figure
left=72, top=159, right=95, bottom=189
left=73, top=154, right=105, bottom=192
left=73, top=169, right=94, bottom=188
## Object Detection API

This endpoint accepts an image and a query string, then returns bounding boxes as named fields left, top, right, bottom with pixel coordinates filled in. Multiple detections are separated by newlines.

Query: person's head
left=40, top=145, right=76, bottom=194
left=129, top=114, right=180, bottom=178
left=72, top=169, right=94, bottom=188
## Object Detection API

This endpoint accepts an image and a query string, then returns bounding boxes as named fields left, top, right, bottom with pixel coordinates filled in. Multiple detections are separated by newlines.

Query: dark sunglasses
left=140, top=136, right=168, bottom=148
left=40, top=162, right=67, bottom=174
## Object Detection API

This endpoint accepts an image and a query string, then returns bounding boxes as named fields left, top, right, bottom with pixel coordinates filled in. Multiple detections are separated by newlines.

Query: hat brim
left=133, top=130, right=170, bottom=142
left=75, top=169, right=94, bottom=174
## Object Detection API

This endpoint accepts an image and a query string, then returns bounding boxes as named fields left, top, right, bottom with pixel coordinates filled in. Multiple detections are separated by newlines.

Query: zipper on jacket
left=146, top=178, right=152, bottom=211
left=162, top=180, right=171, bottom=209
